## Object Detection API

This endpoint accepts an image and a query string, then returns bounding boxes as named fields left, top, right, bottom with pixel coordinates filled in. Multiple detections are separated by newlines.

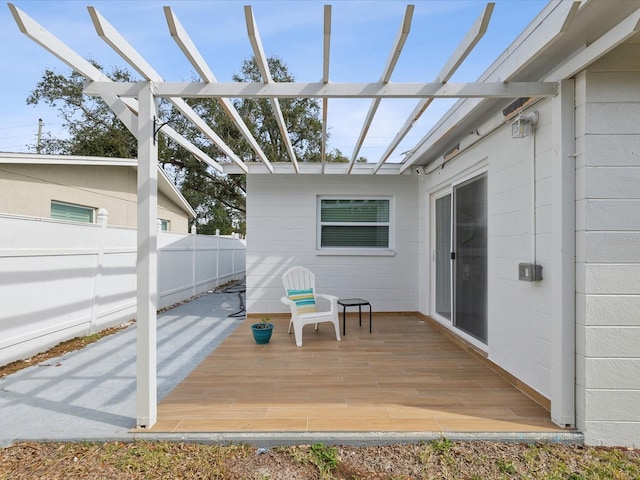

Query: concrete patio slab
left=0, top=287, right=244, bottom=447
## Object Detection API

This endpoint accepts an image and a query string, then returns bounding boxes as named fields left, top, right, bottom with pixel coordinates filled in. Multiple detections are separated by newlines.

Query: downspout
left=550, top=79, right=576, bottom=428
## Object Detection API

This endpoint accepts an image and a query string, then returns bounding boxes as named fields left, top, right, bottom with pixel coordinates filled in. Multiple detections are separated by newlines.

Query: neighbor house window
left=50, top=201, right=95, bottom=223
left=159, top=219, right=170, bottom=231
left=318, top=198, right=391, bottom=249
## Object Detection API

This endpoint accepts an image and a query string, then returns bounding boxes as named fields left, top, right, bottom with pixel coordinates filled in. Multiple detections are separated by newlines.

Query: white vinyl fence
left=0, top=213, right=245, bottom=366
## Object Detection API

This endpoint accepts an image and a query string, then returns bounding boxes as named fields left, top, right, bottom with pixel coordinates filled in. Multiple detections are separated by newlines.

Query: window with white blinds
left=319, top=198, right=391, bottom=249
left=50, top=201, right=95, bottom=223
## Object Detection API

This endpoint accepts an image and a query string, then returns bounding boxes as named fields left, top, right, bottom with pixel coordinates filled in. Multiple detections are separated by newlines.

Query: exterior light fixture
left=511, top=111, right=539, bottom=138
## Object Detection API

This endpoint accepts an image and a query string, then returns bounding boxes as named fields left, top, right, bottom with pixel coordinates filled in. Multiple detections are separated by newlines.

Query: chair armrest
left=281, top=296, right=296, bottom=307
left=315, top=293, right=338, bottom=302
left=281, top=296, right=299, bottom=316
left=315, top=293, right=338, bottom=313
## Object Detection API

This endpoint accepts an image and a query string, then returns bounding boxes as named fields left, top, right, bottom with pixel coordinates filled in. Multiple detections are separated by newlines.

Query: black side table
left=337, top=298, right=372, bottom=335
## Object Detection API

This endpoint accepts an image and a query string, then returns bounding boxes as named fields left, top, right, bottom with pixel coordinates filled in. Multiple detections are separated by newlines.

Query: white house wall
left=246, top=174, right=419, bottom=314
left=419, top=99, right=555, bottom=401
left=575, top=40, right=640, bottom=447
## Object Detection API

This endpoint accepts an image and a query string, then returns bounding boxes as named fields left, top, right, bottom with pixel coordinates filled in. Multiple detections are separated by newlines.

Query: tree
left=27, top=63, right=139, bottom=158
left=28, top=57, right=351, bottom=235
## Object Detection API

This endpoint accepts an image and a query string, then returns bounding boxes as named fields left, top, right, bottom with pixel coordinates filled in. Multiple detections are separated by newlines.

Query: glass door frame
left=430, top=169, right=489, bottom=352
left=430, top=187, right=453, bottom=325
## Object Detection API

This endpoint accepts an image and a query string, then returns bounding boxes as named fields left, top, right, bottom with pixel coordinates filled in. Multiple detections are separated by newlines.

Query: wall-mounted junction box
left=519, top=263, right=543, bottom=282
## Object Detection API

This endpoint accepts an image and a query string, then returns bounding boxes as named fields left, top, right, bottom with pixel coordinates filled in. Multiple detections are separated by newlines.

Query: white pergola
left=8, top=2, right=570, bottom=427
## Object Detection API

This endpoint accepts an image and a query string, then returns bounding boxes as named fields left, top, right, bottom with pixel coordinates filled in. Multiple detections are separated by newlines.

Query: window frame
left=50, top=200, right=95, bottom=223
left=316, top=196, right=395, bottom=256
left=159, top=219, right=170, bottom=231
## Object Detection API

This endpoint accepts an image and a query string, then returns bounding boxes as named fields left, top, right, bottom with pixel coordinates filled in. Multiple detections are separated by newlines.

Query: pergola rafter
left=88, top=7, right=250, bottom=174
left=373, top=2, right=494, bottom=174
left=397, top=0, right=582, bottom=175
left=347, top=4, right=414, bottom=173
left=163, top=7, right=274, bottom=173
left=244, top=5, right=300, bottom=173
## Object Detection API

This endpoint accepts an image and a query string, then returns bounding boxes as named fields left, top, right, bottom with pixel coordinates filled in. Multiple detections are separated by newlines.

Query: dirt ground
left=1, top=439, right=639, bottom=479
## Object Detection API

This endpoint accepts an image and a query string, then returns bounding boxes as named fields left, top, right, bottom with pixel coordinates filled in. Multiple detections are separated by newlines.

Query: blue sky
left=0, top=0, right=547, bottom=162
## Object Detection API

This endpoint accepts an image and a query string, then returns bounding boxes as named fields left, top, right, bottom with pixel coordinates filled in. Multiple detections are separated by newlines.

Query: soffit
left=411, top=0, right=640, bottom=168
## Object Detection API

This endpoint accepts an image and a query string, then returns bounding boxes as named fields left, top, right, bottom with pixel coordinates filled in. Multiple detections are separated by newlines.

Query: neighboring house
left=241, top=2, right=640, bottom=447
left=0, top=152, right=195, bottom=232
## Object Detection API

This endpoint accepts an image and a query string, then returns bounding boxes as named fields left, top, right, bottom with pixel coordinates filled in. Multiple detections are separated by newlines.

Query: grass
left=1, top=440, right=638, bottom=480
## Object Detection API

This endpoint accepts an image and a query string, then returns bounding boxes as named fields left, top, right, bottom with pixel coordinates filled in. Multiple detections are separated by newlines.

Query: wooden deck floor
left=149, top=314, right=563, bottom=433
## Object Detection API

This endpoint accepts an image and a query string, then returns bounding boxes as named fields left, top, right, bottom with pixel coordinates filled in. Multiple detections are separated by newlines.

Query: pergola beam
left=244, top=6, right=300, bottom=173
left=85, top=80, right=558, bottom=99
left=372, top=2, right=494, bottom=174
left=348, top=5, right=414, bottom=173
left=88, top=7, right=249, bottom=174
left=163, top=7, right=274, bottom=173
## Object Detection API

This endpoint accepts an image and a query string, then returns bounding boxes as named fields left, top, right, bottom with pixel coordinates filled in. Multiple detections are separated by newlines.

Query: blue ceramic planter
left=251, top=323, right=274, bottom=344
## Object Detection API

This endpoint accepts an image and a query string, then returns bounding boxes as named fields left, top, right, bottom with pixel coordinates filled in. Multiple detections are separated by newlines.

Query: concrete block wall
left=245, top=174, right=419, bottom=314
left=419, top=103, right=555, bottom=401
left=575, top=40, right=640, bottom=447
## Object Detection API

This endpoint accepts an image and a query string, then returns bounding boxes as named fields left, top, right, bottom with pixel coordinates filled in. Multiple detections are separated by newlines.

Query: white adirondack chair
left=281, top=266, right=341, bottom=347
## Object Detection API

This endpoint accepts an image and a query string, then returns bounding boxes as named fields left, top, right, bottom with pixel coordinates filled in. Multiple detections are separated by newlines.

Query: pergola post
left=136, top=81, right=158, bottom=428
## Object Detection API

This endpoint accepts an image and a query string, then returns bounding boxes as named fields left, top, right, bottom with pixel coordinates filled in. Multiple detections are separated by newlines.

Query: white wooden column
left=136, top=81, right=158, bottom=428
left=550, top=78, right=576, bottom=427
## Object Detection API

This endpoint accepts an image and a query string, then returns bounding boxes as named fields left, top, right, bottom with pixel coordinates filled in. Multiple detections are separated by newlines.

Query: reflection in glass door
left=453, top=174, right=487, bottom=343
left=434, top=194, right=451, bottom=320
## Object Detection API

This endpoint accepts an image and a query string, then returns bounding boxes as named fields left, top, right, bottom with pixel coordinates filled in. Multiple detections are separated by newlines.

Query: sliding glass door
left=453, top=174, right=487, bottom=343
left=432, top=173, right=487, bottom=344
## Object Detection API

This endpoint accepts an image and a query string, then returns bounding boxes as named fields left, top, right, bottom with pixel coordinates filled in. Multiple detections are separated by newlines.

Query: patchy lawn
left=1, top=440, right=639, bottom=479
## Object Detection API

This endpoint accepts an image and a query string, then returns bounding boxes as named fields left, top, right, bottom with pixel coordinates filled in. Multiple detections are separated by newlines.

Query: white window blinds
left=319, top=199, right=390, bottom=248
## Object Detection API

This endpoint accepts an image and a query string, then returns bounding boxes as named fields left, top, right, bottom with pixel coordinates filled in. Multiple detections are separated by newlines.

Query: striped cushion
left=287, top=288, right=317, bottom=314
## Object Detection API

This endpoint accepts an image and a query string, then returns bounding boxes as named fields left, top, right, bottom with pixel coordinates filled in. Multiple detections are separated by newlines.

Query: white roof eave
left=222, top=161, right=406, bottom=176
left=406, top=0, right=640, bottom=170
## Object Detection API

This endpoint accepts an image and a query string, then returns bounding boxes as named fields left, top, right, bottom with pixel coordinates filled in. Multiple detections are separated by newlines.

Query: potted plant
left=251, top=316, right=274, bottom=344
